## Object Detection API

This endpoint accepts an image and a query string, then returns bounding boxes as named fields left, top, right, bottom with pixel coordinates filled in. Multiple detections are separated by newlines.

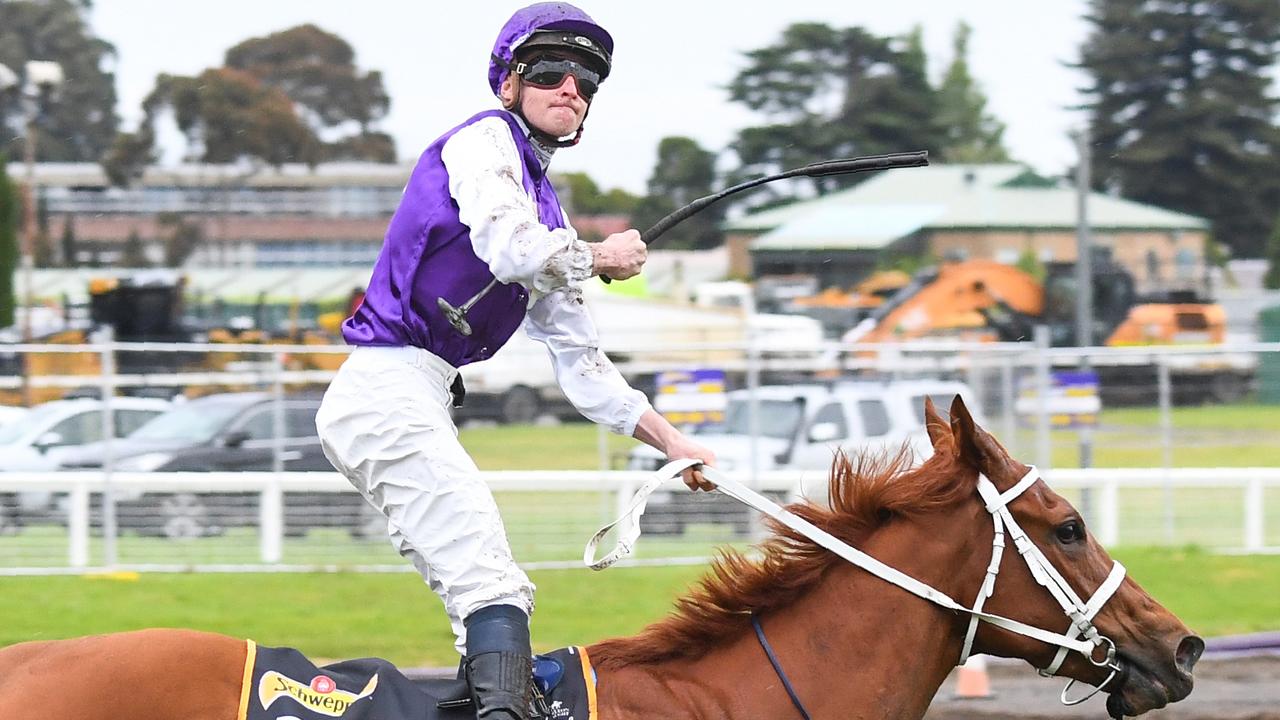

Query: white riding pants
left=315, top=346, right=535, bottom=654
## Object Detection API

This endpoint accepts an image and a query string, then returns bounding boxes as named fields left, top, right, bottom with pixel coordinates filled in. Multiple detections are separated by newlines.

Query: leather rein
left=586, top=460, right=1127, bottom=713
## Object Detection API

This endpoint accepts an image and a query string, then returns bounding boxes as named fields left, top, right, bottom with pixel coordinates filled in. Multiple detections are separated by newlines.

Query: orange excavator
left=831, top=256, right=1249, bottom=403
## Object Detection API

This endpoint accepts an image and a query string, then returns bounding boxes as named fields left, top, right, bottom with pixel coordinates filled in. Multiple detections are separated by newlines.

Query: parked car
left=625, top=379, right=981, bottom=535
left=56, top=392, right=380, bottom=539
left=0, top=397, right=171, bottom=534
left=0, top=405, right=28, bottom=429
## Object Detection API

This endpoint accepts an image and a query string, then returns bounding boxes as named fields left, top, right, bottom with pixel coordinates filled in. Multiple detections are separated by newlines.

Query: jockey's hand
left=632, top=409, right=717, bottom=492
left=666, top=436, right=717, bottom=492
left=592, top=229, right=646, bottom=281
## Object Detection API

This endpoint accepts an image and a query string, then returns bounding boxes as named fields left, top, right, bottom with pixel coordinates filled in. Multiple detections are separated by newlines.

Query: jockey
left=315, top=3, right=717, bottom=719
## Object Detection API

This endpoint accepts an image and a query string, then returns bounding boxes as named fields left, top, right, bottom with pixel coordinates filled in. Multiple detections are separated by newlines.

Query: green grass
left=4, top=547, right=1278, bottom=667
left=3, top=403, right=1276, bottom=667
left=456, top=402, right=1280, bottom=471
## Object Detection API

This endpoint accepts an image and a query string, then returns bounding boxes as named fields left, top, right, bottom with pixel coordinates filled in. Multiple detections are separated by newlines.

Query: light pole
left=1, top=60, right=63, bottom=405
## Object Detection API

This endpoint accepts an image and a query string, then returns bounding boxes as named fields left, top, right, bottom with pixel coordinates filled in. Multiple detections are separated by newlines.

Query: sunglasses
left=516, top=56, right=601, bottom=99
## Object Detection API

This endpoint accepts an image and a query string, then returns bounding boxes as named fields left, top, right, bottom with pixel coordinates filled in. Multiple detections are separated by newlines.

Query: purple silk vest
left=342, top=110, right=568, bottom=367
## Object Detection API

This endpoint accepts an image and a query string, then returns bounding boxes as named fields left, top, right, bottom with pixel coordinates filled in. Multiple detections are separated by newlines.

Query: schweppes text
left=258, top=670, right=378, bottom=716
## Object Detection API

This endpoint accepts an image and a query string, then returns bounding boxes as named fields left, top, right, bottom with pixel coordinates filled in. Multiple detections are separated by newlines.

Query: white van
left=625, top=379, right=981, bottom=534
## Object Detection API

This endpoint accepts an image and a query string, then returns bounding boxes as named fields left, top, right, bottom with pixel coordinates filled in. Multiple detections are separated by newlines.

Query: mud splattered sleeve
left=523, top=286, right=649, bottom=436
left=442, top=116, right=594, bottom=294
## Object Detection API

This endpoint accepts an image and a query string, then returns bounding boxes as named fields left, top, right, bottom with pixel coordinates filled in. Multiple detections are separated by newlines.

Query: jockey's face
left=500, top=53, right=593, bottom=140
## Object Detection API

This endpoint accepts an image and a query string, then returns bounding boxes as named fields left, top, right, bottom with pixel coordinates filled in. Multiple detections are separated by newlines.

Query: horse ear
left=923, top=396, right=951, bottom=450
left=949, top=394, right=994, bottom=473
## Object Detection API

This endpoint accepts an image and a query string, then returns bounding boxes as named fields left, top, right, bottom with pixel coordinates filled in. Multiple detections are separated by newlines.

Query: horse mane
left=589, top=445, right=973, bottom=669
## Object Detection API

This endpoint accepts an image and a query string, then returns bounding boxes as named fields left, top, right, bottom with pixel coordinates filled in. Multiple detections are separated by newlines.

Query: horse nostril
left=1176, top=636, right=1205, bottom=673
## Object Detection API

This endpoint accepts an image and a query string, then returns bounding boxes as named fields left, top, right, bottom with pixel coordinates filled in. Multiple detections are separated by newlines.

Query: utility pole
left=1074, top=130, right=1094, bottom=352
left=1074, top=130, right=1095, bottom=522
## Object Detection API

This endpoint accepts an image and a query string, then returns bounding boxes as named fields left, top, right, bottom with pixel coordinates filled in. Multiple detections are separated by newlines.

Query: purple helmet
left=488, top=3, right=614, bottom=98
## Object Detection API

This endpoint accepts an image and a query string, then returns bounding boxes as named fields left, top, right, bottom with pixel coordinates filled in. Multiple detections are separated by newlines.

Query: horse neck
left=595, top=507, right=994, bottom=720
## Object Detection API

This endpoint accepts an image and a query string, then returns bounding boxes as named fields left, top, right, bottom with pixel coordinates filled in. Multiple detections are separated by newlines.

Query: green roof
left=726, top=164, right=1209, bottom=250
left=753, top=203, right=945, bottom=250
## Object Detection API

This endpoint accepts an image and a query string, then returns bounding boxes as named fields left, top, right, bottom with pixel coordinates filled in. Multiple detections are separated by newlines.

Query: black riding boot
left=463, top=604, right=533, bottom=720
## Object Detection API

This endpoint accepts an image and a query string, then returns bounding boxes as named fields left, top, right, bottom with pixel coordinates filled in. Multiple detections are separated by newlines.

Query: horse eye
left=1055, top=520, right=1085, bottom=544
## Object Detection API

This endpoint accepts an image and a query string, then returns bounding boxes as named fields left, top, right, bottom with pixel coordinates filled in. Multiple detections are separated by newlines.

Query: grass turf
left=5, top=546, right=1278, bottom=667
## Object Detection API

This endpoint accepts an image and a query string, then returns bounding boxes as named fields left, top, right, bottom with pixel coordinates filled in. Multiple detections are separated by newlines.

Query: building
left=11, top=161, right=635, bottom=269
left=11, top=161, right=408, bottom=268
left=723, top=164, right=1211, bottom=296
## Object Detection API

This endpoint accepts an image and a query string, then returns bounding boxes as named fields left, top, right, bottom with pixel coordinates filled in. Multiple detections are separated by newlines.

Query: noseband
left=587, top=461, right=1127, bottom=709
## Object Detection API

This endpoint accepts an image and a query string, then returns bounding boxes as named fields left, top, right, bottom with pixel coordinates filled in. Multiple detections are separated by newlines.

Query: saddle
left=242, top=641, right=595, bottom=720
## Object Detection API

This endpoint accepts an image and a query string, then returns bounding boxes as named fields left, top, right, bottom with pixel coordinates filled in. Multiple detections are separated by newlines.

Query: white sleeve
left=524, top=286, right=651, bottom=435
left=441, top=116, right=594, bottom=293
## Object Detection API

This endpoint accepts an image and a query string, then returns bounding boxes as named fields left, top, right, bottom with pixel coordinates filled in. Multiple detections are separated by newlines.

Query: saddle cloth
left=238, top=640, right=596, bottom=720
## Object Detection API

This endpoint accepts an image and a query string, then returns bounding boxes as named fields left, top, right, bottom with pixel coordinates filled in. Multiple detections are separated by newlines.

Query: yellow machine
left=839, top=257, right=1249, bottom=403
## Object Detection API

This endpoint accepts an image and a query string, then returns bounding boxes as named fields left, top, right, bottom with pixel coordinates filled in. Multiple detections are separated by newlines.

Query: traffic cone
left=952, top=655, right=994, bottom=699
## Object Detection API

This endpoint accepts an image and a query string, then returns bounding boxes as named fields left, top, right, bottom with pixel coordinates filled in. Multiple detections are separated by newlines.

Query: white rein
left=585, top=460, right=1126, bottom=706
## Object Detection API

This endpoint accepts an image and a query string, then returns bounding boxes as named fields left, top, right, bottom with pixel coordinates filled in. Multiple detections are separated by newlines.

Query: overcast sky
left=89, top=1, right=1093, bottom=194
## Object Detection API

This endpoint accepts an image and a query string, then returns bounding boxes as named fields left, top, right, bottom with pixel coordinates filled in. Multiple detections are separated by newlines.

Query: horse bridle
left=586, top=461, right=1128, bottom=709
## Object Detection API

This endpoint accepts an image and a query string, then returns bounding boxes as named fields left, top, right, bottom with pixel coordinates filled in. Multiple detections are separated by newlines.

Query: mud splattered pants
left=316, top=346, right=535, bottom=654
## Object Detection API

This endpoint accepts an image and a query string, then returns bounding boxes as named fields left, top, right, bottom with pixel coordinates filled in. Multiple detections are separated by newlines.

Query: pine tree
left=727, top=23, right=944, bottom=204
left=936, top=22, right=1010, bottom=163
left=1264, top=214, right=1280, bottom=290
left=1077, top=0, right=1280, bottom=258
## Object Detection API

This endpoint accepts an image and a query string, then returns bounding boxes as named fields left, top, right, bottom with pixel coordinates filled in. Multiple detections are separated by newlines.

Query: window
left=808, top=403, right=848, bottom=440
left=235, top=409, right=275, bottom=441
left=47, top=411, right=103, bottom=446
left=721, top=399, right=805, bottom=439
left=858, top=400, right=891, bottom=437
left=1175, top=249, right=1196, bottom=279
left=115, top=409, right=164, bottom=437
left=285, top=405, right=320, bottom=440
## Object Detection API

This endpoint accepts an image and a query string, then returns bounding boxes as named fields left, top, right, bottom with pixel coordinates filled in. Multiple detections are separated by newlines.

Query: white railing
left=1, top=468, right=1277, bottom=575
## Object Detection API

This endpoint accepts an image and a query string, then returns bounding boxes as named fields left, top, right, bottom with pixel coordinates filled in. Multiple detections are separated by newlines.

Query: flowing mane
left=590, top=445, right=973, bottom=669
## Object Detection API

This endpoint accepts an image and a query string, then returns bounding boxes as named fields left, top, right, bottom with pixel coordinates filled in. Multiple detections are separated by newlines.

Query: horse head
left=925, top=395, right=1203, bottom=717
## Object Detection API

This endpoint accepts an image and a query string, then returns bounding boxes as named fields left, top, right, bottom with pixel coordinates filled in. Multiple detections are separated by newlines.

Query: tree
left=726, top=23, right=945, bottom=206
left=1077, top=0, right=1280, bottom=258
left=225, top=24, right=395, bottom=162
left=0, top=156, right=16, bottom=328
left=157, top=213, right=203, bottom=268
left=0, top=0, right=118, bottom=161
left=558, top=172, right=639, bottom=215
left=631, top=137, right=722, bottom=249
left=140, top=68, right=321, bottom=166
left=936, top=22, right=1010, bottom=163
left=119, top=229, right=148, bottom=268
left=33, top=193, right=52, bottom=267
left=60, top=213, right=77, bottom=267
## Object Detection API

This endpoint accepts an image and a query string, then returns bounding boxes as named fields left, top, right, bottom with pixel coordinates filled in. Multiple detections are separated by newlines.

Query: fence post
left=1034, top=326, right=1052, bottom=470
left=614, top=474, right=636, bottom=523
left=1158, top=356, right=1174, bottom=544
left=99, top=328, right=118, bottom=568
left=259, top=350, right=285, bottom=564
left=1000, top=353, right=1017, bottom=456
left=1098, top=477, right=1119, bottom=547
left=1244, top=477, right=1264, bottom=552
left=68, top=482, right=90, bottom=568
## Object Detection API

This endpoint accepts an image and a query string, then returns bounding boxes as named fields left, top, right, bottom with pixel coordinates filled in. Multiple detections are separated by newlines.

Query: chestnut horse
left=0, top=397, right=1200, bottom=719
